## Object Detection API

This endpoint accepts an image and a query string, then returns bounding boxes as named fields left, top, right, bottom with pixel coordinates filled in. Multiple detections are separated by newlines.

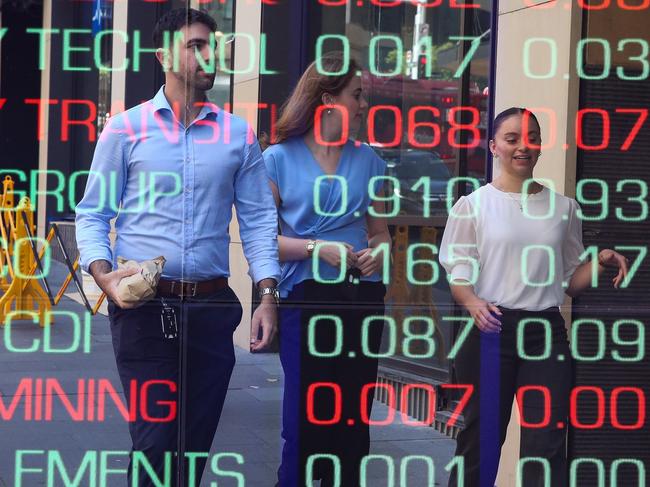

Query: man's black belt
left=157, top=277, right=228, bottom=298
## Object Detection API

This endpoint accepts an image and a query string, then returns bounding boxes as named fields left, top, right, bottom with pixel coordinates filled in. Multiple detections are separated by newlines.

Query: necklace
left=492, top=182, right=533, bottom=212
left=505, top=191, right=525, bottom=211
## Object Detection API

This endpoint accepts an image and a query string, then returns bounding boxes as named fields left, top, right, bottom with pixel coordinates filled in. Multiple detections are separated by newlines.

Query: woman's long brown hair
left=260, top=52, right=360, bottom=149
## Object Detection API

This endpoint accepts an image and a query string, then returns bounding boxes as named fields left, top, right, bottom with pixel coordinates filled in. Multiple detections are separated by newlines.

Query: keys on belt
left=160, top=297, right=178, bottom=339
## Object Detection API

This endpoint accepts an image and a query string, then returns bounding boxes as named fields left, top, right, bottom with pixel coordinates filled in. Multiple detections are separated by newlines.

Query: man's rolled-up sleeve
left=233, top=135, right=281, bottom=284
left=75, top=119, right=126, bottom=272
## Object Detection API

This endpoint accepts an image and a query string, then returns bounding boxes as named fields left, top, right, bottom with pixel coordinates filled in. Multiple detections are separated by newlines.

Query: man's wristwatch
left=306, top=239, right=316, bottom=256
left=259, top=287, right=280, bottom=305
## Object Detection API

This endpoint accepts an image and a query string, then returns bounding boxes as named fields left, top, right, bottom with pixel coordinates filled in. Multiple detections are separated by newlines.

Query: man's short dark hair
left=152, top=8, right=218, bottom=48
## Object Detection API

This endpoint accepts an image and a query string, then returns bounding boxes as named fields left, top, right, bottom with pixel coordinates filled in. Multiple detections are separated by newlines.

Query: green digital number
left=576, top=178, right=609, bottom=221
left=579, top=246, right=600, bottom=288
left=522, top=178, right=555, bottom=220
left=362, top=315, right=396, bottom=358
left=369, top=35, right=402, bottom=77
left=411, top=176, right=431, bottom=218
left=13, top=237, right=51, bottom=279
left=517, top=319, right=552, bottom=360
left=315, top=35, right=350, bottom=75
left=577, top=38, right=611, bottom=80
left=615, top=179, right=648, bottom=222
left=616, top=39, right=649, bottom=81
left=570, top=458, right=604, bottom=487
left=611, top=319, right=645, bottom=362
left=610, top=458, right=645, bottom=487
left=308, top=315, right=343, bottom=358
left=446, top=244, right=479, bottom=286
left=403, top=316, right=436, bottom=358
left=313, top=175, right=348, bottom=217
left=614, top=245, right=647, bottom=288
left=312, top=242, right=347, bottom=284
left=449, top=36, right=482, bottom=78
left=446, top=177, right=480, bottom=218
left=360, top=455, right=394, bottom=487
left=444, top=457, right=465, bottom=483
left=406, top=243, right=440, bottom=285
left=369, top=242, right=391, bottom=285
left=570, top=319, right=606, bottom=362
left=400, top=456, right=435, bottom=487
left=518, top=457, right=550, bottom=487
left=368, top=176, right=400, bottom=218
left=444, top=316, right=474, bottom=360
left=306, top=454, right=341, bottom=486
left=523, top=38, right=557, bottom=79
left=521, top=245, right=555, bottom=287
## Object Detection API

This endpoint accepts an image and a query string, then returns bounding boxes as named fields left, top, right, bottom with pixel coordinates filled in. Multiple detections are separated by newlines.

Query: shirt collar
left=151, top=85, right=220, bottom=120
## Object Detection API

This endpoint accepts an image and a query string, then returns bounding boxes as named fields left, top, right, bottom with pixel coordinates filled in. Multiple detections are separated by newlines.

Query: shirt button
left=185, top=187, right=191, bottom=193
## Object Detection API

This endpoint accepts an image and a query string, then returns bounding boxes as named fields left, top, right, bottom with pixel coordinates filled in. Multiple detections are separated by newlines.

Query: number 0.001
left=306, top=454, right=466, bottom=487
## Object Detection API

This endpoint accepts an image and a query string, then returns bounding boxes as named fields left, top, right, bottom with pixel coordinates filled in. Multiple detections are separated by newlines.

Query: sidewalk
left=0, top=278, right=454, bottom=486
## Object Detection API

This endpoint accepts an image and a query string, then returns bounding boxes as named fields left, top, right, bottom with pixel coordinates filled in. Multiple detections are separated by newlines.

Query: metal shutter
left=569, top=67, right=650, bottom=486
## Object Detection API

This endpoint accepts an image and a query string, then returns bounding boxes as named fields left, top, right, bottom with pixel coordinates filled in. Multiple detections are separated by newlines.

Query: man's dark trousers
left=108, top=286, right=243, bottom=487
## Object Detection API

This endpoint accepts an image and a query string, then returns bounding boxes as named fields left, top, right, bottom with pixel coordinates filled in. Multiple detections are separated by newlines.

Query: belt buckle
left=170, top=280, right=198, bottom=298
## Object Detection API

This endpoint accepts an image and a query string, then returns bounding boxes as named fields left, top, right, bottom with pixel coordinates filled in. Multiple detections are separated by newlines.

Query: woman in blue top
left=262, top=52, right=392, bottom=487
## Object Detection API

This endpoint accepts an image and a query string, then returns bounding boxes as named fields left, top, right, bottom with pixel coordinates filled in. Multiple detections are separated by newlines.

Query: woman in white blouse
left=440, top=107, right=628, bottom=487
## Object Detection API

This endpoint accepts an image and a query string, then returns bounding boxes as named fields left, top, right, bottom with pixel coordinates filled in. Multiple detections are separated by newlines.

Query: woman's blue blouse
left=263, top=137, right=387, bottom=297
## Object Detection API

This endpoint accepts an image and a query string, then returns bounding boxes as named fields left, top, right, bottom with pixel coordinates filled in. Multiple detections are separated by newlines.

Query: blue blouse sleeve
left=262, top=149, right=279, bottom=186
left=370, top=148, right=387, bottom=194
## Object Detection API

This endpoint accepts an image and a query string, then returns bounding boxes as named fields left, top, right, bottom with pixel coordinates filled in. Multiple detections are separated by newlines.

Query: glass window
left=312, top=1, right=493, bottom=376
left=200, top=1, right=235, bottom=107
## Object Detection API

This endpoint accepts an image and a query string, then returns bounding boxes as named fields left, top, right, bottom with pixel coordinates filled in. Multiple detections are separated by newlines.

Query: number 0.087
left=308, top=314, right=437, bottom=359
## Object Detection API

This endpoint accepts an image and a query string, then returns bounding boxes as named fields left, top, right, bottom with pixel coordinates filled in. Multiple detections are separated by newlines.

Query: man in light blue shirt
left=75, top=8, right=280, bottom=486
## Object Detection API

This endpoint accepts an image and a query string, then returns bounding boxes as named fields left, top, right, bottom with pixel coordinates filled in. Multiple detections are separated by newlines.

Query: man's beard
left=176, top=71, right=215, bottom=92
